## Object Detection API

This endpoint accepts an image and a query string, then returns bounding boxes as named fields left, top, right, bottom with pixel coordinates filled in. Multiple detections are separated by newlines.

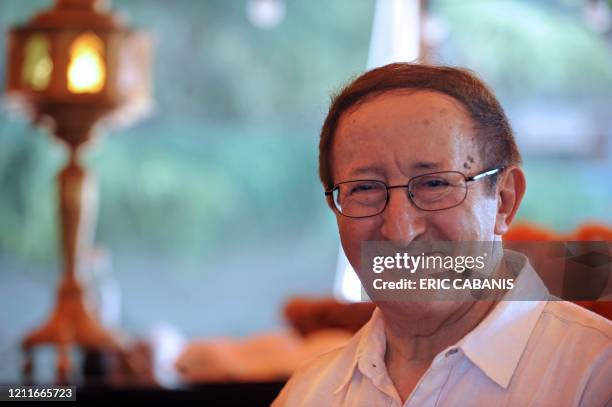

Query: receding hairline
left=336, top=87, right=476, bottom=128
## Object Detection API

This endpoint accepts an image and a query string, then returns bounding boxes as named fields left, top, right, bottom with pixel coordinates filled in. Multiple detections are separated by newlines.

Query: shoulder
left=540, top=300, right=612, bottom=342
left=289, top=326, right=363, bottom=388
left=272, top=325, right=367, bottom=406
left=526, top=300, right=611, bottom=369
left=536, top=302, right=612, bottom=407
left=496, top=301, right=611, bottom=405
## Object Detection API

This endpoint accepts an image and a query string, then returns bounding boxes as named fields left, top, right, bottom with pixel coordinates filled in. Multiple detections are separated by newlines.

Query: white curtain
left=333, top=0, right=422, bottom=302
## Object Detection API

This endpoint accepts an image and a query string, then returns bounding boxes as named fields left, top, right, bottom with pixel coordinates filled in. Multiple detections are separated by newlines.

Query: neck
left=380, top=299, right=499, bottom=403
left=381, top=299, right=497, bottom=363
left=379, top=251, right=511, bottom=402
left=382, top=249, right=510, bottom=363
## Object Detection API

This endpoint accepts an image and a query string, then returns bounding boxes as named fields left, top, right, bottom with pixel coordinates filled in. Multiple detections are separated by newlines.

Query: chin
left=377, top=300, right=465, bottom=324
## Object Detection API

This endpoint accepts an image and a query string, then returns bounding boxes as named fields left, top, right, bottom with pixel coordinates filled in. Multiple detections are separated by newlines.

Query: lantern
left=4, top=0, right=151, bottom=383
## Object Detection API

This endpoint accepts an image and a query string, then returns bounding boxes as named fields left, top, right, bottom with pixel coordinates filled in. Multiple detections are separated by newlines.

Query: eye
left=422, top=178, right=450, bottom=188
left=350, top=183, right=377, bottom=194
left=345, top=181, right=387, bottom=197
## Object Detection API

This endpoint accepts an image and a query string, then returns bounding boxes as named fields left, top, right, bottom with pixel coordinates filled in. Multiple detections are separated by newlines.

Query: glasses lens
left=409, top=172, right=467, bottom=210
left=333, top=180, right=387, bottom=217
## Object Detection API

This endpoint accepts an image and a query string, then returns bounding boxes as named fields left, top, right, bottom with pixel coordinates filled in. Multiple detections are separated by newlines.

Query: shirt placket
left=359, top=356, right=404, bottom=406
left=404, top=348, right=460, bottom=407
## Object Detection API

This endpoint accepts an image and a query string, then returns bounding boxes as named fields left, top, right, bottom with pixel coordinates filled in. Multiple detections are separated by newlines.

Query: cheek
left=427, top=212, right=469, bottom=239
left=470, top=196, right=499, bottom=238
left=337, top=217, right=378, bottom=271
left=432, top=197, right=497, bottom=240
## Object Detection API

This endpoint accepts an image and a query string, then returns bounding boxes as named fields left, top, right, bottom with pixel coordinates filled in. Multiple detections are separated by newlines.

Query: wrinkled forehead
left=336, top=89, right=475, bottom=144
left=331, top=90, right=480, bottom=182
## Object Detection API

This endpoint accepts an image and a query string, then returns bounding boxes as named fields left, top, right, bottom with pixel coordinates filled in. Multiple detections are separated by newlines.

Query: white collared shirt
left=273, top=251, right=612, bottom=406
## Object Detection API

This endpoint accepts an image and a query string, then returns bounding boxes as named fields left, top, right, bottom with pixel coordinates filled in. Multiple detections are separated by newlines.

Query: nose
left=379, top=188, right=426, bottom=245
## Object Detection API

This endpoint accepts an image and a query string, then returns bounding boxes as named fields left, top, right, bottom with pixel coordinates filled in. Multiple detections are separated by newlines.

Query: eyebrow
left=349, top=161, right=441, bottom=177
left=411, top=161, right=440, bottom=170
left=350, top=166, right=385, bottom=177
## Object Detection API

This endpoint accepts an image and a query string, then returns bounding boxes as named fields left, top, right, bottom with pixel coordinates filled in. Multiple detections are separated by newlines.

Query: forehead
left=331, top=90, right=479, bottom=182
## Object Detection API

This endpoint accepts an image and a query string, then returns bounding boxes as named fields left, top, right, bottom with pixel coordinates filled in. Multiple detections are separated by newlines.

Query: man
left=273, top=64, right=611, bottom=406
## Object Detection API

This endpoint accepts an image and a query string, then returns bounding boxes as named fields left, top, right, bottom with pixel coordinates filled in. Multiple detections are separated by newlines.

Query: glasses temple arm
left=466, top=166, right=505, bottom=182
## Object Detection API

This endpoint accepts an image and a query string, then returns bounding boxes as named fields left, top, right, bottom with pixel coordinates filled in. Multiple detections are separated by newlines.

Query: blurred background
left=0, top=0, right=611, bottom=385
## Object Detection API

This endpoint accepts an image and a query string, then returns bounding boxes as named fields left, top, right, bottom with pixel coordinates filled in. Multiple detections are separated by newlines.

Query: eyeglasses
left=325, top=167, right=504, bottom=218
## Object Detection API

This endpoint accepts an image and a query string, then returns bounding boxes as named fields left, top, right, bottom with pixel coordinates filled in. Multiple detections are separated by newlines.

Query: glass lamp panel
left=67, top=32, right=106, bottom=94
left=21, top=33, right=53, bottom=91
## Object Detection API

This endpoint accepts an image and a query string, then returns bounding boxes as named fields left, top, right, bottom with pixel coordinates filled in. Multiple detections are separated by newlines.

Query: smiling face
left=331, top=90, right=500, bottom=275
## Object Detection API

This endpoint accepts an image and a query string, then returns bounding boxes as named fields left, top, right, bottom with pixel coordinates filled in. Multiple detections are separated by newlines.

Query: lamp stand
left=22, top=114, right=122, bottom=384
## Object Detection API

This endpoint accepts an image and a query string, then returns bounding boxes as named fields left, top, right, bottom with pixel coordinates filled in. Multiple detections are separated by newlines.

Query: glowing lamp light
left=67, top=32, right=106, bottom=94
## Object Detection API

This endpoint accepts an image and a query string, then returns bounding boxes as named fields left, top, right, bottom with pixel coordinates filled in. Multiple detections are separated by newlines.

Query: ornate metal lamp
left=4, top=0, right=151, bottom=383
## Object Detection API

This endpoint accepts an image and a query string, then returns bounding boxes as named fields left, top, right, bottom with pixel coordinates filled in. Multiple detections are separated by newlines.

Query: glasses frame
left=325, top=166, right=505, bottom=218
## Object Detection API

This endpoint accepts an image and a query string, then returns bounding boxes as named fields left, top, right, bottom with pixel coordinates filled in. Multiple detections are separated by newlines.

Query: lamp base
left=22, top=273, right=122, bottom=384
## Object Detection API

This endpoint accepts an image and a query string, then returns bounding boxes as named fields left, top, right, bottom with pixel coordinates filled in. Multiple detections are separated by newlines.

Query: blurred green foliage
left=0, top=0, right=611, bottom=268
left=435, top=0, right=612, bottom=99
left=0, top=0, right=374, bottom=264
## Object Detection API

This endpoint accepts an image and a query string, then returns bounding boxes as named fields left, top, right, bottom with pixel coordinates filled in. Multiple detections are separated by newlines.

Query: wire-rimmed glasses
left=325, top=167, right=504, bottom=218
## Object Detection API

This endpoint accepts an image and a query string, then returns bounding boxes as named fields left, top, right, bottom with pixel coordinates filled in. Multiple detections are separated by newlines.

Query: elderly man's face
left=331, top=90, right=500, bottom=275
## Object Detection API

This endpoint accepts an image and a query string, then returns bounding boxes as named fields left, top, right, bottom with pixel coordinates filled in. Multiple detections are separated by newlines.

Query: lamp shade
left=5, top=0, right=151, bottom=146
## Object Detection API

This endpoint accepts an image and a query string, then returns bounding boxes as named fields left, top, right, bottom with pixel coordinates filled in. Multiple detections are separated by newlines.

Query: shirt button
left=445, top=348, right=458, bottom=357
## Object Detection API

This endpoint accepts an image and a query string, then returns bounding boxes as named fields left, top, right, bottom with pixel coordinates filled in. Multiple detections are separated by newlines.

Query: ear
left=494, top=166, right=526, bottom=236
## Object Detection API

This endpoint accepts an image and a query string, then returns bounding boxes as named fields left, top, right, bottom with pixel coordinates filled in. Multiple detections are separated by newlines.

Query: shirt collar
left=333, top=308, right=387, bottom=394
left=458, top=249, right=549, bottom=388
